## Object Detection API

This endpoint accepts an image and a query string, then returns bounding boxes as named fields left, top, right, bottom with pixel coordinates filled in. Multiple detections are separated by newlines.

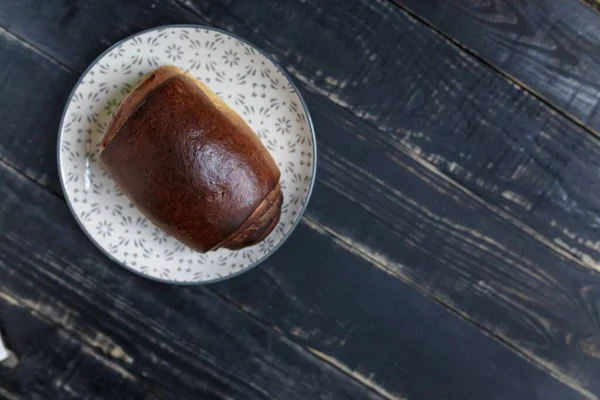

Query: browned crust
left=213, top=184, right=283, bottom=250
left=103, top=65, right=265, bottom=153
left=103, top=66, right=183, bottom=147
left=101, top=65, right=283, bottom=252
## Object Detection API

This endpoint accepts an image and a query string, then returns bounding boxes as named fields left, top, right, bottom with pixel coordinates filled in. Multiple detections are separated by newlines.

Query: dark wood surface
left=392, top=0, right=600, bottom=265
left=1, top=0, right=600, bottom=399
left=395, top=0, right=600, bottom=131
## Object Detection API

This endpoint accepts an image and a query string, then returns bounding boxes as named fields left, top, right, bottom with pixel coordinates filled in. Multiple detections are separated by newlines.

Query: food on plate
left=101, top=65, right=282, bottom=253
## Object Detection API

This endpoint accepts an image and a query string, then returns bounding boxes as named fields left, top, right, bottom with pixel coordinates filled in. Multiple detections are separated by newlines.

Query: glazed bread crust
left=101, top=66, right=282, bottom=252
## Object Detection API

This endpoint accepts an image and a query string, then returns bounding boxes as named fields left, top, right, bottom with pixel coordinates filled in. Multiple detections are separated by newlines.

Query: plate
left=57, top=25, right=316, bottom=284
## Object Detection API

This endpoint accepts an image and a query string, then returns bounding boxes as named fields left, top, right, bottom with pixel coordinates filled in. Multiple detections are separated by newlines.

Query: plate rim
left=57, top=24, right=317, bottom=285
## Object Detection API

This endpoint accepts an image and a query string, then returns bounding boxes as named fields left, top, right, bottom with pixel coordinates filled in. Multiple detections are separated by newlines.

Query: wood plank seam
left=2, top=14, right=596, bottom=396
left=0, top=155, right=63, bottom=200
left=307, top=347, right=407, bottom=400
left=3, top=22, right=594, bottom=295
left=0, top=260, right=395, bottom=400
left=5, top=15, right=583, bottom=273
left=289, top=66, right=600, bottom=275
left=0, top=290, right=162, bottom=398
left=0, top=48, right=397, bottom=395
left=301, top=215, right=598, bottom=400
left=171, top=0, right=600, bottom=274
left=3, top=21, right=600, bottom=389
left=386, top=0, right=600, bottom=141
left=0, top=133, right=393, bottom=398
left=372, top=0, right=600, bottom=272
left=2, top=0, right=595, bottom=278
left=0, top=289, right=134, bottom=367
left=0, top=26, right=71, bottom=72
left=3, top=20, right=598, bottom=398
left=0, top=196, right=383, bottom=398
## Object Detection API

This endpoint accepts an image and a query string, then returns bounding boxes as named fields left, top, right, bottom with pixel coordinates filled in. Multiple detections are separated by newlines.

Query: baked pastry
left=101, top=65, right=282, bottom=252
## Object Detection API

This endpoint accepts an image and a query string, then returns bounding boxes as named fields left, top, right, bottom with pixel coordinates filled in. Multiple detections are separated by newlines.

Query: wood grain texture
left=0, top=300, right=163, bottom=400
left=0, top=144, right=587, bottom=400
left=173, top=0, right=600, bottom=273
left=393, top=0, right=600, bottom=130
left=0, top=20, right=597, bottom=400
left=0, top=31, right=74, bottom=195
left=5, top=0, right=598, bottom=283
left=0, top=165, right=397, bottom=400
left=386, top=0, right=600, bottom=262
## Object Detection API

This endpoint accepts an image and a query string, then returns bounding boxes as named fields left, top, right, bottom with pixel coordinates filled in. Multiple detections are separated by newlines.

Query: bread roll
left=101, top=65, right=282, bottom=252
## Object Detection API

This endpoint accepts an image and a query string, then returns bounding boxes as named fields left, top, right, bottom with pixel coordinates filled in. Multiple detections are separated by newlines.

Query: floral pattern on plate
left=58, top=25, right=316, bottom=284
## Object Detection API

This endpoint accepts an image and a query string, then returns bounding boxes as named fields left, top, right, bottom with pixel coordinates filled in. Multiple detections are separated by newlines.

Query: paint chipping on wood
left=0, top=289, right=134, bottom=365
left=303, top=217, right=406, bottom=279
left=78, top=344, right=138, bottom=381
left=290, top=327, right=312, bottom=340
left=501, top=191, right=533, bottom=210
left=54, top=379, right=79, bottom=397
left=324, top=76, right=348, bottom=89
left=308, top=348, right=406, bottom=400
left=580, top=335, right=600, bottom=359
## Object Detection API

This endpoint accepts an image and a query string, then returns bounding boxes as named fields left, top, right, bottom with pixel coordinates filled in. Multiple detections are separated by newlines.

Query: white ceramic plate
left=57, top=25, right=316, bottom=284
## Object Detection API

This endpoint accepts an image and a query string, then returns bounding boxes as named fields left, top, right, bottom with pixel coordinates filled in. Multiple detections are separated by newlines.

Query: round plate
left=57, top=25, right=316, bottom=284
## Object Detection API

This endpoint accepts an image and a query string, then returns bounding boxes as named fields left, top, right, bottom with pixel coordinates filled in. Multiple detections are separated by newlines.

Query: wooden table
left=2, top=1, right=600, bottom=399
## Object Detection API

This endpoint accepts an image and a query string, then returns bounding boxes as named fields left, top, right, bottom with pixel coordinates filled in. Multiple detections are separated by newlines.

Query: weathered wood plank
left=173, top=0, right=600, bottom=273
left=0, top=166, right=394, bottom=400
left=0, top=150, right=587, bottom=400
left=0, top=30, right=75, bottom=195
left=0, top=24, right=597, bottom=398
left=232, top=92, right=600, bottom=397
left=4, top=0, right=600, bottom=284
left=387, top=0, right=600, bottom=265
left=392, top=0, right=600, bottom=131
left=0, top=299, right=164, bottom=400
